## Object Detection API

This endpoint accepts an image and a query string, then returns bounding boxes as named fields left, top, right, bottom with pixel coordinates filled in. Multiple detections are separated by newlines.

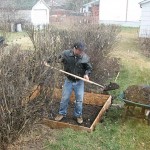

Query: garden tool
left=44, top=62, right=119, bottom=92
left=44, top=61, right=104, bottom=88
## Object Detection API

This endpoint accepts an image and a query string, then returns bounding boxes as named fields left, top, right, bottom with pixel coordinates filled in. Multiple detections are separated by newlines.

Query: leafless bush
left=61, top=24, right=121, bottom=88
left=0, top=21, right=11, bottom=39
left=25, top=24, right=120, bottom=90
left=139, top=37, right=150, bottom=58
left=0, top=44, right=57, bottom=149
left=0, top=23, right=120, bottom=149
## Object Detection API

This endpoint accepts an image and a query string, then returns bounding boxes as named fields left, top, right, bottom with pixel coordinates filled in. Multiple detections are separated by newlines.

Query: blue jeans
left=59, top=78, right=84, bottom=117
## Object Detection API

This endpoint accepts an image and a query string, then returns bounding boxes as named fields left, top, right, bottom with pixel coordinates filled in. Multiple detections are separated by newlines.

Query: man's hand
left=84, top=75, right=89, bottom=81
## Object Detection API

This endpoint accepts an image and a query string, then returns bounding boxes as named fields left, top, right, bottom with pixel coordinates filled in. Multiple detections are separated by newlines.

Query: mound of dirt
left=124, top=85, right=150, bottom=105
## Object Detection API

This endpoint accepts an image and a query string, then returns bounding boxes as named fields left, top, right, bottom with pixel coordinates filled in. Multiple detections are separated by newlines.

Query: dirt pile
left=124, top=85, right=150, bottom=105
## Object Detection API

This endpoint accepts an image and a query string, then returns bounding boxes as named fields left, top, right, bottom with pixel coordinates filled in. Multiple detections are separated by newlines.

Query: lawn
left=43, top=27, right=150, bottom=150
left=7, top=27, right=150, bottom=150
left=4, top=31, right=34, bottom=50
left=110, top=27, right=150, bottom=91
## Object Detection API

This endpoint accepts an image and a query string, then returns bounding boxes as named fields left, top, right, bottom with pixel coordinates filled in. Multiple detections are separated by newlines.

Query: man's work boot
left=77, top=116, right=83, bottom=124
left=55, top=114, right=64, bottom=121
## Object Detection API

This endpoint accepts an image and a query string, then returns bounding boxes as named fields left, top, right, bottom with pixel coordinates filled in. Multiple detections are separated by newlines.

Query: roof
left=36, top=0, right=50, bottom=9
left=0, top=0, right=63, bottom=10
left=139, top=0, right=150, bottom=6
left=0, top=0, right=39, bottom=10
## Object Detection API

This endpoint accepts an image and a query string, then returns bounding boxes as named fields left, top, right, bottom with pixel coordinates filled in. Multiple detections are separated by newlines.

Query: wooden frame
left=42, top=88, right=112, bottom=132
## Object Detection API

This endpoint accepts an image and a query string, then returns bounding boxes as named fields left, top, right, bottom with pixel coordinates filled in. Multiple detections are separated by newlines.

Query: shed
left=0, top=0, right=51, bottom=26
left=31, top=0, right=50, bottom=25
left=99, top=0, right=141, bottom=27
left=139, top=0, right=150, bottom=37
left=0, top=0, right=39, bottom=23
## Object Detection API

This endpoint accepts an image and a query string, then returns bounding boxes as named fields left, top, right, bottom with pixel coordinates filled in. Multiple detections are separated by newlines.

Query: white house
left=139, top=0, right=150, bottom=37
left=31, top=0, right=50, bottom=25
left=99, top=0, right=141, bottom=27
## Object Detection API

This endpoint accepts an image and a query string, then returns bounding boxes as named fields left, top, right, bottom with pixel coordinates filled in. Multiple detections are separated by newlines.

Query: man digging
left=45, top=42, right=92, bottom=124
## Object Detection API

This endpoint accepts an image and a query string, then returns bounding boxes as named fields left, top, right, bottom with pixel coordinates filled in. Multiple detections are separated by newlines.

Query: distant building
left=82, top=0, right=99, bottom=16
left=81, top=0, right=99, bottom=24
left=99, top=0, right=141, bottom=27
left=0, top=0, right=101, bottom=27
left=139, top=0, right=150, bottom=37
left=0, top=0, right=65, bottom=28
left=31, top=0, right=50, bottom=25
left=0, top=0, right=38, bottom=24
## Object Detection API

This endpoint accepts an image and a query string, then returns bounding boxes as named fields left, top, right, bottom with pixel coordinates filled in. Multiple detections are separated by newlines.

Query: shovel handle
left=44, top=61, right=104, bottom=88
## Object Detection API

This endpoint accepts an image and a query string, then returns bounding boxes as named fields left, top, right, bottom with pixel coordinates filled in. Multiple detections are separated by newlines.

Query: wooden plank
left=28, top=85, right=42, bottom=101
left=90, top=95, right=112, bottom=131
left=24, top=85, right=109, bottom=106
left=22, top=85, right=42, bottom=106
left=24, top=86, right=109, bottom=106
left=42, top=118, right=92, bottom=132
left=53, top=88, right=109, bottom=106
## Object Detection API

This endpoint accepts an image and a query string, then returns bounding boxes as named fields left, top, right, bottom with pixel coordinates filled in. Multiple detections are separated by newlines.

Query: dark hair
left=74, top=42, right=85, bottom=51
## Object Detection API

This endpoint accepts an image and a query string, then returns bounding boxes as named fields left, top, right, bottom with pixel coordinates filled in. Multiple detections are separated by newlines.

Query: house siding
left=139, top=2, right=150, bottom=37
left=16, top=10, right=31, bottom=22
left=31, top=0, right=49, bottom=25
left=0, top=9, right=31, bottom=23
left=99, top=0, right=141, bottom=27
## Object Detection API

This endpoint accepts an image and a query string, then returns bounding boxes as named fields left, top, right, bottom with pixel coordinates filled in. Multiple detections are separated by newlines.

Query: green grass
left=44, top=107, right=150, bottom=150
left=43, top=27, right=150, bottom=150
left=111, top=27, right=150, bottom=89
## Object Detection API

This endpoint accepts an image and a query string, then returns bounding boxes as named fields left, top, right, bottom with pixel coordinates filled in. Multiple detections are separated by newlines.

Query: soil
left=47, top=99, right=103, bottom=128
left=124, top=85, right=150, bottom=105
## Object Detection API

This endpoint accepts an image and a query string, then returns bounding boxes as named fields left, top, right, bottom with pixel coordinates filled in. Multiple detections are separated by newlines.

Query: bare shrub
left=0, top=21, right=11, bottom=39
left=0, top=44, right=57, bottom=149
left=25, top=24, right=120, bottom=91
left=0, top=23, right=120, bottom=149
left=139, top=37, right=150, bottom=58
left=59, top=24, right=121, bottom=88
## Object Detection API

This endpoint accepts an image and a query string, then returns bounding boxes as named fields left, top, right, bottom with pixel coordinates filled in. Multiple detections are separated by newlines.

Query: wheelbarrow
left=119, top=92, right=150, bottom=125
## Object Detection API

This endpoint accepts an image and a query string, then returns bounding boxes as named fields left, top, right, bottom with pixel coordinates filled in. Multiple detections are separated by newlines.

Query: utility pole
left=125, top=0, right=128, bottom=21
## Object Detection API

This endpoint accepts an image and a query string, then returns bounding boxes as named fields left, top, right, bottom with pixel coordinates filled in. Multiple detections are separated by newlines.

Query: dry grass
left=111, top=28, right=150, bottom=69
left=110, top=29, right=150, bottom=81
left=7, top=32, right=34, bottom=50
left=7, top=124, right=58, bottom=150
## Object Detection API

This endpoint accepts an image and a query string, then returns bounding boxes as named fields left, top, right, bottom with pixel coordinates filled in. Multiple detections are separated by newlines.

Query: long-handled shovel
left=44, top=61, right=104, bottom=88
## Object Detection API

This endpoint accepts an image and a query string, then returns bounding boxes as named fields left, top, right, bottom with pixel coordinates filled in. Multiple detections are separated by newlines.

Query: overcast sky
left=100, top=0, right=142, bottom=21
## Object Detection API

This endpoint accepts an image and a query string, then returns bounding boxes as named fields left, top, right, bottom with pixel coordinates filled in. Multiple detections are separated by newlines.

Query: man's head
left=73, top=42, right=85, bottom=56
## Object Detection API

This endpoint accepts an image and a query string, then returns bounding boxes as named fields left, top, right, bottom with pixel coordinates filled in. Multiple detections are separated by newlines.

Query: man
left=53, top=42, right=92, bottom=124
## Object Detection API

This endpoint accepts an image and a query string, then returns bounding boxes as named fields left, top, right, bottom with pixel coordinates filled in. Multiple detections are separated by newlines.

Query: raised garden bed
left=42, top=88, right=112, bottom=132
